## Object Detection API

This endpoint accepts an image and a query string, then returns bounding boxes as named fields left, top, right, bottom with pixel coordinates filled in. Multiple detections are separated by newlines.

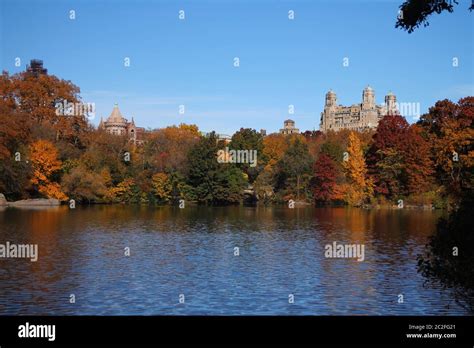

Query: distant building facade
left=26, top=59, right=47, bottom=76
left=218, top=134, right=232, bottom=144
left=200, top=132, right=232, bottom=144
left=319, top=86, right=397, bottom=132
left=280, top=119, right=299, bottom=135
left=99, top=104, right=145, bottom=144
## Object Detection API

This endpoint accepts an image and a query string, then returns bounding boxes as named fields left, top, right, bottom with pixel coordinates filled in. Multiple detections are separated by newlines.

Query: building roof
left=106, top=103, right=126, bottom=123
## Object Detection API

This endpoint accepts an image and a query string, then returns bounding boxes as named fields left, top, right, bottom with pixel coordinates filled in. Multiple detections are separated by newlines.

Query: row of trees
left=0, top=69, right=472, bottom=207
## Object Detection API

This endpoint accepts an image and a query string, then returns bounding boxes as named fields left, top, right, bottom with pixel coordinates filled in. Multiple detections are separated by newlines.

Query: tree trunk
left=297, top=175, right=300, bottom=201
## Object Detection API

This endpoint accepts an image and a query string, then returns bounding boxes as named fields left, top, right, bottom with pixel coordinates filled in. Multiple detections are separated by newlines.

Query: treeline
left=0, top=70, right=472, bottom=207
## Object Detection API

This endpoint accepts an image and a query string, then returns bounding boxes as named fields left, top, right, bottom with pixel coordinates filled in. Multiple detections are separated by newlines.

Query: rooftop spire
left=107, top=104, right=126, bottom=123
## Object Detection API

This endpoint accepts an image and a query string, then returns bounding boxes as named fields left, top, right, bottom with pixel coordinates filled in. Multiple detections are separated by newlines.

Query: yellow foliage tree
left=106, top=178, right=139, bottom=203
left=178, top=123, right=200, bottom=136
left=262, top=134, right=288, bottom=167
left=99, top=167, right=113, bottom=187
left=29, top=139, right=68, bottom=201
left=343, top=132, right=370, bottom=206
left=151, top=173, right=172, bottom=203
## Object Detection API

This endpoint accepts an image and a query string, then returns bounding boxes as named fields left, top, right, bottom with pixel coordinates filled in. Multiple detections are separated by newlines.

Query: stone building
left=280, top=119, right=299, bottom=135
left=26, top=59, right=47, bottom=76
left=319, top=86, right=397, bottom=132
left=98, top=104, right=145, bottom=144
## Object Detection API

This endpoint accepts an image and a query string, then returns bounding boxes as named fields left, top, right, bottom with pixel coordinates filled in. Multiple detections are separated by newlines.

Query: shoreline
left=0, top=196, right=438, bottom=211
left=0, top=196, right=60, bottom=208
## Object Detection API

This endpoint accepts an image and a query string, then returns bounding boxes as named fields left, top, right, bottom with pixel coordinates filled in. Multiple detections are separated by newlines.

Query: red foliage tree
left=367, top=114, right=409, bottom=197
left=417, top=97, right=474, bottom=198
left=367, top=114, right=435, bottom=198
left=402, top=125, right=434, bottom=195
left=313, top=153, right=338, bottom=203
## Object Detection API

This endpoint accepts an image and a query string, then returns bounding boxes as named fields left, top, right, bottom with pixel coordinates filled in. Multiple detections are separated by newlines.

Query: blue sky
left=1, top=0, right=473, bottom=134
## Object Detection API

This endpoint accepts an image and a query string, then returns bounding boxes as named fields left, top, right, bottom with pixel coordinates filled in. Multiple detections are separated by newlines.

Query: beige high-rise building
left=319, top=86, right=397, bottom=132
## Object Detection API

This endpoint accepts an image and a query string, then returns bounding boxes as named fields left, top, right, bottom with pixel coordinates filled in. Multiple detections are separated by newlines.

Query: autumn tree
left=300, top=130, right=324, bottom=160
left=417, top=97, right=474, bottom=200
left=367, top=112, right=439, bottom=202
left=177, top=123, right=200, bottom=136
left=0, top=65, right=92, bottom=200
left=0, top=73, right=32, bottom=199
left=106, top=178, right=142, bottom=203
left=10, top=69, right=90, bottom=150
left=144, top=124, right=200, bottom=174
left=372, top=147, right=404, bottom=198
left=402, top=125, right=434, bottom=195
left=344, top=132, right=371, bottom=206
left=0, top=72, right=29, bottom=159
left=367, top=114, right=410, bottom=198
left=79, top=130, right=130, bottom=185
left=29, top=139, right=67, bottom=200
left=62, top=166, right=107, bottom=203
left=251, top=134, right=287, bottom=202
left=262, top=133, right=288, bottom=166
left=151, top=173, right=172, bottom=204
left=312, top=154, right=339, bottom=203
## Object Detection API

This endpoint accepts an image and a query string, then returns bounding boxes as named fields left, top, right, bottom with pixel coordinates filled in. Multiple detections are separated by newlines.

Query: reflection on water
left=0, top=205, right=469, bottom=315
left=417, top=203, right=474, bottom=312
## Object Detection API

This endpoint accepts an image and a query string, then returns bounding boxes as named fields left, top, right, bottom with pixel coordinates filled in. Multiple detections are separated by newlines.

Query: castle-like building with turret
left=99, top=104, right=145, bottom=144
left=319, top=86, right=397, bottom=132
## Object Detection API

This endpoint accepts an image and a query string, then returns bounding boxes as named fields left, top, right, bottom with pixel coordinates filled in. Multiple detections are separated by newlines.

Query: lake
left=0, top=205, right=468, bottom=315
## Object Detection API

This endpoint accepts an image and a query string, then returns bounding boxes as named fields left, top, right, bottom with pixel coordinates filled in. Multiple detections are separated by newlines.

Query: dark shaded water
left=0, top=205, right=469, bottom=315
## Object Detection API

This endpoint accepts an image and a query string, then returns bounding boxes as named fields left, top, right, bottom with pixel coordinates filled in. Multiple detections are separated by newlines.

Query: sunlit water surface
left=0, top=205, right=468, bottom=315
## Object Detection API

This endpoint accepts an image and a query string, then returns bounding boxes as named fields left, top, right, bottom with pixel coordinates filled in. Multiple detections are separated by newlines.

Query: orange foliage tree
left=262, top=134, right=288, bottom=166
left=403, top=125, right=434, bottom=195
left=418, top=98, right=474, bottom=198
left=29, top=140, right=67, bottom=200
left=344, top=132, right=372, bottom=206
left=144, top=124, right=200, bottom=173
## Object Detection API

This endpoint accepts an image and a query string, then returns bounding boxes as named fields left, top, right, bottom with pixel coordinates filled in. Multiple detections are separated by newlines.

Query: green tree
left=320, top=141, right=345, bottom=163
left=229, top=128, right=265, bottom=183
left=62, top=166, right=107, bottom=203
left=187, top=133, right=246, bottom=204
left=277, top=138, right=313, bottom=201
left=396, top=0, right=473, bottom=33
